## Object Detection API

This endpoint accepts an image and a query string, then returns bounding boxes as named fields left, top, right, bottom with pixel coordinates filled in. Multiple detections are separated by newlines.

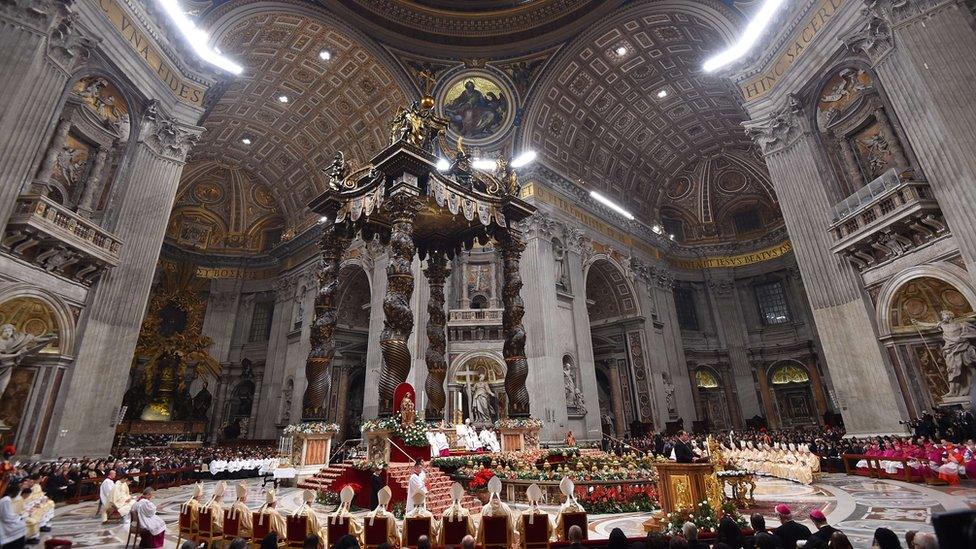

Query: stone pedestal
left=498, top=426, right=541, bottom=452
left=291, top=432, right=334, bottom=472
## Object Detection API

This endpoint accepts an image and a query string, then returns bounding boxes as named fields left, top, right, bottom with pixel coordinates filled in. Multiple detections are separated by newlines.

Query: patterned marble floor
left=38, top=473, right=973, bottom=548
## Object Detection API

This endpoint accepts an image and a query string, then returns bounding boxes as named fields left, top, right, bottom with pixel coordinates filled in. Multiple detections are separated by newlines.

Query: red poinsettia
left=469, top=468, right=496, bottom=491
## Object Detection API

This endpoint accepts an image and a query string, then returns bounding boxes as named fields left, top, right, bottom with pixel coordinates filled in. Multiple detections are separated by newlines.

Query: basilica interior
left=3, top=0, right=976, bottom=546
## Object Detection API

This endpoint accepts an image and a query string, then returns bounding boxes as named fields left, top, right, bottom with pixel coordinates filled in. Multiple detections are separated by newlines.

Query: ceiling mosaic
left=189, top=10, right=410, bottom=225
left=166, top=161, right=285, bottom=255
left=521, top=6, right=759, bottom=224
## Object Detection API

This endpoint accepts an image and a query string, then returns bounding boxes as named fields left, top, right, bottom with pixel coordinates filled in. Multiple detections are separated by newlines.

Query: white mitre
left=559, top=476, right=581, bottom=512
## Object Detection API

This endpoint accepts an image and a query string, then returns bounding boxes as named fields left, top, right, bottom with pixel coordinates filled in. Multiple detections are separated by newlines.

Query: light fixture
left=241, top=137, right=252, bottom=145
left=319, top=215, right=329, bottom=224
left=590, top=190, right=635, bottom=220
left=615, top=46, right=627, bottom=56
left=511, top=150, right=537, bottom=168
left=669, top=234, right=676, bottom=240
left=702, top=0, right=785, bottom=72
left=471, top=159, right=497, bottom=171
left=656, top=89, right=668, bottom=99
left=278, top=95, right=289, bottom=103
left=652, top=224, right=662, bottom=234
left=155, top=0, right=243, bottom=75
left=319, top=50, right=331, bottom=61
left=435, top=158, right=450, bottom=171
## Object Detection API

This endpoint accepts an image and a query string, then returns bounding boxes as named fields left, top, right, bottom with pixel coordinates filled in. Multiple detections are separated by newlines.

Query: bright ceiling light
left=590, top=190, right=634, bottom=220
left=278, top=95, right=289, bottom=103
left=435, top=158, right=450, bottom=171
left=319, top=50, right=332, bottom=61
left=615, top=46, right=627, bottom=56
left=319, top=216, right=329, bottom=224
left=156, top=0, right=243, bottom=75
left=241, top=137, right=252, bottom=145
left=652, top=224, right=662, bottom=234
left=511, top=150, right=537, bottom=168
left=702, top=0, right=785, bottom=72
left=471, top=159, right=497, bottom=171
left=657, top=89, right=668, bottom=99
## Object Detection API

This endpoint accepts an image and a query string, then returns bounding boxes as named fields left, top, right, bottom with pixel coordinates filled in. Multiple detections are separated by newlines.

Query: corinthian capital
left=517, top=212, right=557, bottom=241
left=141, top=101, right=201, bottom=162
left=866, top=0, right=951, bottom=26
left=47, top=9, right=96, bottom=71
left=843, top=9, right=894, bottom=63
left=1, top=0, right=70, bottom=30
left=743, top=96, right=804, bottom=156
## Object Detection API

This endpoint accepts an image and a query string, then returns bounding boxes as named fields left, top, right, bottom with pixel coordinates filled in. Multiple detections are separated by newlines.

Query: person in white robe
left=476, top=476, right=515, bottom=548
left=133, top=488, right=167, bottom=548
left=517, top=483, right=553, bottom=547
left=98, top=470, right=117, bottom=522
left=406, top=460, right=427, bottom=514
left=365, top=486, right=399, bottom=547
left=554, top=477, right=584, bottom=541
left=464, top=420, right=482, bottom=451
left=435, top=432, right=450, bottom=456
left=438, top=483, right=474, bottom=544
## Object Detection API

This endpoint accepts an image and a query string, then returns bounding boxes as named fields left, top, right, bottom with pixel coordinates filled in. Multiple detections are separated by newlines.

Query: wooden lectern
left=655, top=462, right=715, bottom=513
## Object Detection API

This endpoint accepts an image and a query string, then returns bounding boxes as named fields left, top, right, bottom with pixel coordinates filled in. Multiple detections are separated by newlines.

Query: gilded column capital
left=140, top=101, right=202, bottom=162
left=743, top=95, right=805, bottom=156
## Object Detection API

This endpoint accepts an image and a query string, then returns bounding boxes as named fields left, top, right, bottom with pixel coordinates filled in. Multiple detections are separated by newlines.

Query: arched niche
left=336, top=264, right=372, bottom=330
left=0, top=290, right=73, bottom=451
left=583, top=256, right=641, bottom=323
left=874, top=264, right=976, bottom=412
left=447, top=352, right=507, bottom=422
left=766, top=361, right=818, bottom=428
left=693, top=366, right=731, bottom=431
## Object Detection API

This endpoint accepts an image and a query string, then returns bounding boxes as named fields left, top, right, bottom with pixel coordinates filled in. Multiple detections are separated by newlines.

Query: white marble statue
left=472, top=375, right=493, bottom=422
left=914, top=310, right=976, bottom=398
left=0, top=324, right=55, bottom=401
left=563, top=359, right=585, bottom=412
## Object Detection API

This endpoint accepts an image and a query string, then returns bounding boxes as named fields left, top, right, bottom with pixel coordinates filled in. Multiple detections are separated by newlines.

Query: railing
left=330, top=437, right=363, bottom=463
left=10, top=195, right=122, bottom=258
left=831, top=169, right=904, bottom=222
left=448, top=308, right=503, bottom=325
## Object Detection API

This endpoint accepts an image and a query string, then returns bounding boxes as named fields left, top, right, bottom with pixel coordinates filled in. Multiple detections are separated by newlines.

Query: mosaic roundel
left=717, top=170, right=748, bottom=194
left=437, top=71, right=514, bottom=143
left=666, top=176, right=693, bottom=200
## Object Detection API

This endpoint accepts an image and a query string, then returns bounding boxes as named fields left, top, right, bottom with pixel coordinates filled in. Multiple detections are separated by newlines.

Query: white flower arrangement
left=283, top=422, right=340, bottom=435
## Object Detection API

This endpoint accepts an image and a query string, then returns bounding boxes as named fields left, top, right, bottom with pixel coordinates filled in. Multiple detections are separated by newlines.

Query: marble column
left=851, top=0, right=976, bottom=286
left=753, top=362, right=779, bottom=429
left=744, top=104, right=907, bottom=435
left=0, top=0, right=92, bottom=229
left=806, top=355, right=830, bottom=421
left=606, top=360, right=626, bottom=438
left=378, top=192, right=420, bottom=414
left=302, top=227, right=352, bottom=420
left=44, top=103, right=201, bottom=456
left=565, top=229, right=603, bottom=440
left=423, top=253, right=450, bottom=419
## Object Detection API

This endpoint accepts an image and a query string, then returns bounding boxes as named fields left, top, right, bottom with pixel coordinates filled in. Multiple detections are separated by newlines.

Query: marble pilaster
left=705, top=278, right=760, bottom=425
left=45, top=104, right=201, bottom=456
left=744, top=105, right=907, bottom=435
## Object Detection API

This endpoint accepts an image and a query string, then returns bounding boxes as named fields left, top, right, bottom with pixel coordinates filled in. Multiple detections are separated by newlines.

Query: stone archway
left=767, top=361, right=818, bottom=429
left=0, top=293, right=71, bottom=452
left=694, top=367, right=731, bottom=431
left=447, top=353, right=506, bottom=423
left=584, top=256, right=652, bottom=434
left=876, top=268, right=976, bottom=413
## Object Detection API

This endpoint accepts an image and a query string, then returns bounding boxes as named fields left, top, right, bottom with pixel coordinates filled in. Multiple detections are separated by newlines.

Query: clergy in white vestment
left=98, top=470, right=117, bottom=522
left=476, top=476, right=515, bottom=548
left=435, top=432, right=450, bottom=456
left=554, top=477, right=584, bottom=541
left=406, top=460, right=428, bottom=514
left=365, top=486, right=399, bottom=547
left=464, top=420, right=482, bottom=451
left=133, top=488, right=167, bottom=548
left=107, top=477, right=133, bottom=527
left=1, top=484, right=27, bottom=547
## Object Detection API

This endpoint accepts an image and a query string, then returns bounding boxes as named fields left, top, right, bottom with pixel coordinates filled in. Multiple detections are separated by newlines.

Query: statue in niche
left=662, top=373, right=678, bottom=416
left=913, top=310, right=976, bottom=398
left=563, top=359, right=585, bottom=413
left=0, top=325, right=55, bottom=403
left=601, top=407, right=615, bottom=433
left=472, top=375, right=493, bottom=422
left=295, top=285, right=307, bottom=326
left=192, top=380, right=213, bottom=420
left=400, top=393, right=416, bottom=426
left=553, top=239, right=570, bottom=290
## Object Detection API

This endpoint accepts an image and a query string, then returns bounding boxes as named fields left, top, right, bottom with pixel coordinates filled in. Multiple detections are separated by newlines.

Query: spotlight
left=652, top=225, right=662, bottom=234
left=319, top=216, right=329, bottom=224
left=657, top=89, right=668, bottom=99
left=156, top=0, right=243, bottom=74
left=590, top=190, right=635, bottom=220
left=511, top=150, right=537, bottom=168
left=278, top=95, right=289, bottom=103
left=615, top=46, right=627, bottom=56
left=241, top=137, right=252, bottom=145
left=471, top=159, right=497, bottom=171
left=702, top=0, right=786, bottom=72
left=436, top=158, right=450, bottom=171
left=319, top=50, right=331, bottom=60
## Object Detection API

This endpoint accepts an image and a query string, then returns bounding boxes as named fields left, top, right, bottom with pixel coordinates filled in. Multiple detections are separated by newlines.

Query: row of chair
left=171, top=508, right=590, bottom=549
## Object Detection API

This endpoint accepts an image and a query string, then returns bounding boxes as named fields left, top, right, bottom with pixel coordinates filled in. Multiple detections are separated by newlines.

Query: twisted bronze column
left=302, top=225, right=352, bottom=420
left=498, top=229, right=530, bottom=416
left=424, top=252, right=450, bottom=419
left=378, top=194, right=420, bottom=414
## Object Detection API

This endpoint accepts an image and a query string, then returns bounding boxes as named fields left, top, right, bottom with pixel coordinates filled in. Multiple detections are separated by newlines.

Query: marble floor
left=39, top=474, right=974, bottom=548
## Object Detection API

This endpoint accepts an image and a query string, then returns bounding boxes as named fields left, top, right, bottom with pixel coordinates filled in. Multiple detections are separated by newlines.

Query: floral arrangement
left=715, top=469, right=753, bottom=478
left=494, top=418, right=543, bottom=430
left=432, top=455, right=491, bottom=470
left=664, top=500, right=748, bottom=535
left=351, top=458, right=389, bottom=471
left=468, top=467, right=497, bottom=491
left=575, top=484, right=658, bottom=514
left=283, top=422, right=340, bottom=435
left=454, top=451, right=659, bottom=482
left=360, top=414, right=430, bottom=447
left=316, top=489, right=339, bottom=507
left=391, top=501, right=406, bottom=520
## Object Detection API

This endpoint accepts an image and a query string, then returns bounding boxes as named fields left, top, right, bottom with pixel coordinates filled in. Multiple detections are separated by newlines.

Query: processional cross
left=455, top=367, right=482, bottom=419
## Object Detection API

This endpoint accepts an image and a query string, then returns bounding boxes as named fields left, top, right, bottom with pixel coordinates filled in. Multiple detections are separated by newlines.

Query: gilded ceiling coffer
left=302, top=97, right=536, bottom=420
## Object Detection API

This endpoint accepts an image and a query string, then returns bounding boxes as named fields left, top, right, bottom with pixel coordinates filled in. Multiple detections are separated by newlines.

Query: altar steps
left=385, top=463, right=482, bottom=517
left=297, top=461, right=352, bottom=492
